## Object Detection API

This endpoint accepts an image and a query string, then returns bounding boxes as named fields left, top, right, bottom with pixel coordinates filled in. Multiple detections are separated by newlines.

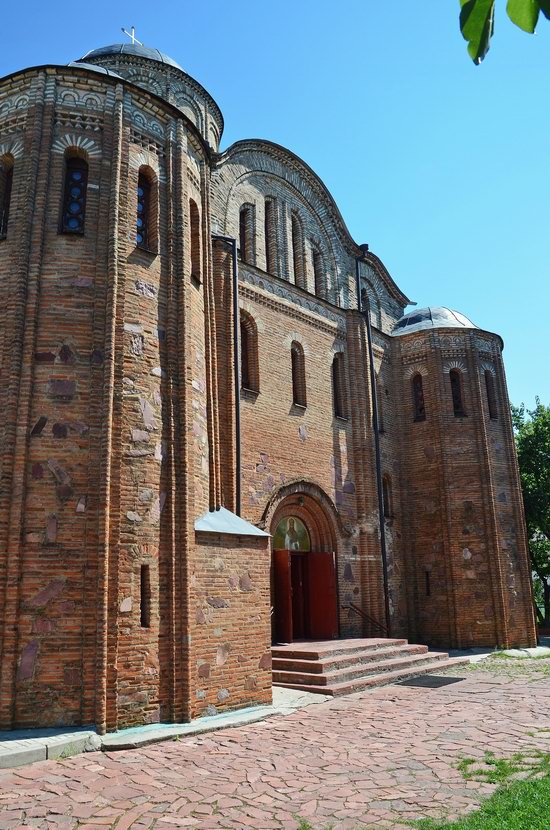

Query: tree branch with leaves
left=512, top=400, right=550, bottom=626
left=460, top=0, right=550, bottom=63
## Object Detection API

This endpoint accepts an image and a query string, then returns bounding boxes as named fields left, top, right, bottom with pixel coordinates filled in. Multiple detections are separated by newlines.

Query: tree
left=512, top=400, right=550, bottom=626
left=460, top=0, right=550, bottom=63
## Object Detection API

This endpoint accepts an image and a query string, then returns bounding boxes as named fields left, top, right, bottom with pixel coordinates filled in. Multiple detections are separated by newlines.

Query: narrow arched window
left=449, top=369, right=465, bottom=417
left=189, top=198, right=201, bottom=282
left=239, top=204, right=254, bottom=264
left=332, top=352, right=347, bottom=419
left=360, top=287, right=369, bottom=315
left=291, top=341, right=307, bottom=407
left=240, top=310, right=259, bottom=393
left=360, top=281, right=381, bottom=328
left=382, top=475, right=392, bottom=518
left=0, top=154, right=14, bottom=239
left=136, top=166, right=158, bottom=252
left=264, top=198, right=276, bottom=274
left=312, top=246, right=324, bottom=298
left=291, top=212, right=305, bottom=289
left=240, top=317, right=250, bottom=389
left=136, top=171, right=151, bottom=249
left=60, top=153, right=88, bottom=234
left=377, top=378, right=385, bottom=433
left=412, top=373, right=426, bottom=422
left=485, top=370, right=498, bottom=420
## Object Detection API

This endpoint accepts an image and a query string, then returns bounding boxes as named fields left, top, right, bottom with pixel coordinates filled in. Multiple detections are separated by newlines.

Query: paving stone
left=0, top=669, right=549, bottom=828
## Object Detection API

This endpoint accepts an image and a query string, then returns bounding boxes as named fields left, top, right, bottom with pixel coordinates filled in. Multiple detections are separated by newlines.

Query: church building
left=0, top=43, right=536, bottom=733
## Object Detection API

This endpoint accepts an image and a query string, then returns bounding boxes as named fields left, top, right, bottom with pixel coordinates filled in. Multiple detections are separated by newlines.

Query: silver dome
left=67, top=61, right=123, bottom=78
left=78, top=44, right=183, bottom=71
left=393, top=306, right=477, bottom=336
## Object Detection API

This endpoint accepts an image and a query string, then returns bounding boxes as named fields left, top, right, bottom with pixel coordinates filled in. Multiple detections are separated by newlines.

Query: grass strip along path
left=414, top=773, right=550, bottom=829
left=298, top=748, right=550, bottom=829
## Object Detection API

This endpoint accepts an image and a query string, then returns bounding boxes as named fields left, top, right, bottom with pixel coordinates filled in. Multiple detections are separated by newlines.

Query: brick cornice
left=215, top=139, right=411, bottom=307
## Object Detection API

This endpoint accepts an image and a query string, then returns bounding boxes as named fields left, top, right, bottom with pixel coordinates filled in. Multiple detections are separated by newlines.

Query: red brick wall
left=396, top=330, right=536, bottom=648
left=0, top=68, right=225, bottom=731
left=0, top=74, right=111, bottom=727
left=191, top=533, right=271, bottom=717
left=0, top=58, right=537, bottom=734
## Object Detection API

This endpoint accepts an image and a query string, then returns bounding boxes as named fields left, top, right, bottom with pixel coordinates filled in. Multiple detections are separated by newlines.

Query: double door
left=273, top=549, right=339, bottom=642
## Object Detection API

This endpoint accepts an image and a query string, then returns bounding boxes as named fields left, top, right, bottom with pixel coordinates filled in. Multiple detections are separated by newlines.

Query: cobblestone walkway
left=1, top=667, right=549, bottom=830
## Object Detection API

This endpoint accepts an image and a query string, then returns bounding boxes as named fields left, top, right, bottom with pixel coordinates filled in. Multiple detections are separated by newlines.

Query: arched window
left=332, top=352, right=347, bottom=419
left=136, top=171, right=151, bottom=249
left=239, top=204, right=255, bottom=264
left=382, top=475, right=393, bottom=518
left=360, top=280, right=382, bottom=328
left=60, top=152, right=88, bottom=234
left=240, top=310, right=259, bottom=393
left=0, top=154, right=14, bottom=239
left=264, top=198, right=276, bottom=274
left=312, top=246, right=325, bottom=298
left=291, top=212, right=305, bottom=289
left=136, top=166, right=158, bottom=252
left=189, top=198, right=201, bottom=282
left=376, top=378, right=385, bottom=433
left=449, top=369, right=465, bottom=417
left=484, top=370, right=498, bottom=420
left=291, top=341, right=307, bottom=407
left=412, top=373, right=426, bottom=422
left=361, top=277, right=382, bottom=329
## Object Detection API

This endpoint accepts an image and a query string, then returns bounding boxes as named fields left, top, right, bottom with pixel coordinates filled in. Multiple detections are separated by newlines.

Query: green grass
left=413, top=774, right=550, bottom=829
left=456, top=749, right=550, bottom=784
left=296, top=750, right=550, bottom=830
left=295, top=777, right=550, bottom=829
left=413, top=749, right=550, bottom=829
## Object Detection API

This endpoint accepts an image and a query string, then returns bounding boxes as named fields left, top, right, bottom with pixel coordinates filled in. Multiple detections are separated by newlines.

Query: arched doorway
left=270, top=491, right=339, bottom=643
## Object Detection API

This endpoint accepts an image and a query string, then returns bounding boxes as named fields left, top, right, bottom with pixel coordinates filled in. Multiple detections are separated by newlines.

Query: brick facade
left=0, top=45, right=536, bottom=732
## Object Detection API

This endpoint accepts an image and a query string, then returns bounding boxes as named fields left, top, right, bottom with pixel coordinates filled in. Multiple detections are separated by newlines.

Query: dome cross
left=121, top=26, right=143, bottom=46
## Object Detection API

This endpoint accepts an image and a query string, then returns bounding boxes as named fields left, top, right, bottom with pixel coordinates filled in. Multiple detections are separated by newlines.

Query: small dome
left=67, top=61, right=123, bottom=79
left=392, top=306, right=477, bottom=336
left=77, top=43, right=183, bottom=71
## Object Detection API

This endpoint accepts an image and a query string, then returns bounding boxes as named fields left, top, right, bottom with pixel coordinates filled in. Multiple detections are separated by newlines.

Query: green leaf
left=460, top=0, right=495, bottom=64
left=539, top=0, right=550, bottom=20
left=506, top=0, right=540, bottom=32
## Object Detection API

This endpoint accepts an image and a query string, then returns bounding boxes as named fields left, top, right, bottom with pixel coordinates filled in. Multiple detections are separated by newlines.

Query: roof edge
left=361, top=250, right=413, bottom=308
left=0, top=64, right=213, bottom=158
left=76, top=48, right=224, bottom=135
left=392, top=323, right=504, bottom=350
left=195, top=507, right=270, bottom=537
left=217, top=138, right=412, bottom=307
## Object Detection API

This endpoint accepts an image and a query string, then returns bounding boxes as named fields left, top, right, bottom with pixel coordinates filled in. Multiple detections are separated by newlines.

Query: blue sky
left=2, top=1, right=549, bottom=408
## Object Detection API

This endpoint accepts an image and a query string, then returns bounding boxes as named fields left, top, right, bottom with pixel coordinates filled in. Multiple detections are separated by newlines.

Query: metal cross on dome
left=121, top=26, right=143, bottom=46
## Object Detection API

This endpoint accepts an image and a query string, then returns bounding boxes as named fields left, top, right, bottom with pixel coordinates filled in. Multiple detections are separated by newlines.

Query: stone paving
left=0, top=666, right=549, bottom=830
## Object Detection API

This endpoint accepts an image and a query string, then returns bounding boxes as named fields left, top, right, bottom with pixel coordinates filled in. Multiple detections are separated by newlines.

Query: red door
left=290, top=554, right=307, bottom=639
left=307, top=551, right=339, bottom=639
left=273, top=549, right=292, bottom=643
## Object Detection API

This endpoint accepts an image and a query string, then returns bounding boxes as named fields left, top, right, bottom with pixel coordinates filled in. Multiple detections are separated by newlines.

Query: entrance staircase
left=271, top=637, right=469, bottom=696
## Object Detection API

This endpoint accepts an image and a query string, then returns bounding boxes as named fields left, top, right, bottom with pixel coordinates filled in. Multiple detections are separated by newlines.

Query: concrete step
left=271, top=637, right=407, bottom=662
left=272, top=643, right=428, bottom=674
left=274, top=657, right=470, bottom=696
left=273, top=651, right=451, bottom=687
